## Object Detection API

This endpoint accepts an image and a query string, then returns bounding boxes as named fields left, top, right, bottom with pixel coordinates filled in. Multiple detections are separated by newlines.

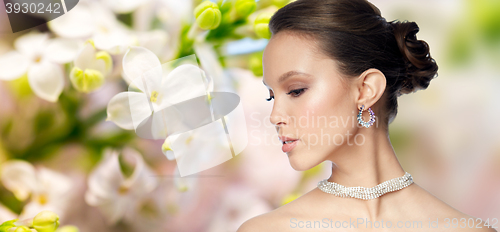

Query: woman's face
left=262, top=31, right=362, bottom=171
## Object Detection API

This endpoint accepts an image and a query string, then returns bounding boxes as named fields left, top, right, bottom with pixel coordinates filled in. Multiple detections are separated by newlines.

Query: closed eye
left=287, top=88, right=307, bottom=97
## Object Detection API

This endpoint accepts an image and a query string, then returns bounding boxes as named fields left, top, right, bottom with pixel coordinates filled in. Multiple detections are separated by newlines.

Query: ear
left=354, top=68, right=386, bottom=110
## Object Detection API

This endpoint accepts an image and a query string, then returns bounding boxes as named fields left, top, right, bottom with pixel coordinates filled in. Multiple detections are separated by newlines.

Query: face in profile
left=262, top=31, right=363, bottom=171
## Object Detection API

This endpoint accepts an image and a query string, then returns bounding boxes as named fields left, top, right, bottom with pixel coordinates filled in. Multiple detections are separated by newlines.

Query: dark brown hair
left=268, top=0, right=438, bottom=125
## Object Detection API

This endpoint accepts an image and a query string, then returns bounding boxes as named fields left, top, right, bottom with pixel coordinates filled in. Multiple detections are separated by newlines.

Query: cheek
left=295, top=87, right=357, bottom=155
left=301, top=86, right=353, bottom=132
left=287, top=86, right=355, bottom=170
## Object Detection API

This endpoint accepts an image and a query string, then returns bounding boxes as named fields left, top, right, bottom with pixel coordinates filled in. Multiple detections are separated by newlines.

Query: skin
left=237, top=31, right=497, bottom=232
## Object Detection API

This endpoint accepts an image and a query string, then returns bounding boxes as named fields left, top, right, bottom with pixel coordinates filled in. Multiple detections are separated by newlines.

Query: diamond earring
left=357, top=104, right=375, bottom=128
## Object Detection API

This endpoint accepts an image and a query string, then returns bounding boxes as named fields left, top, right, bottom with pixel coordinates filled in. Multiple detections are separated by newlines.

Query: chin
left=287, top=150, right=319, bottom=171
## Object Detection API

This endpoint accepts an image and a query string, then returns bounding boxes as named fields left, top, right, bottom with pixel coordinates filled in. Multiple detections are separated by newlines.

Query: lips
left=279, top=135, right=298, bottom=145
left=279, top=135, right=299, bottom=153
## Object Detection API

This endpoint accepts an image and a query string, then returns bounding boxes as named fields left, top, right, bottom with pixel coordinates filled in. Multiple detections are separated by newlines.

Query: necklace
left=317, top=172, right=413, bottom=200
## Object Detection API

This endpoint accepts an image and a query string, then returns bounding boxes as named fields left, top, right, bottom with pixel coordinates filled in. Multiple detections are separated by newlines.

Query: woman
left=238, top=0, right=497, bottom=231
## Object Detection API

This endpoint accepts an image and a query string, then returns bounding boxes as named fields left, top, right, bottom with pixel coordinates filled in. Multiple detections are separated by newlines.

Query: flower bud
left=32, top=210, right=60, bottom=232
left=235, top=0, right=256, bottom=18
left=69, top=67, right=104, bottom=93
left=194, top=1, right=222, bottom=30
left=254, top=12, right=273, bottom=39
left=95, top=51, right=113, bottom=75
left=217, top=0, right=232, bottom=14
left=7, top=74, right=32, bottom=98
left=249, top=52, right=263, bottom=76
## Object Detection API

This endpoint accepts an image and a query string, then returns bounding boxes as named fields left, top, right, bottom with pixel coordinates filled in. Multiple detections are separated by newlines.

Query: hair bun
left=390, top=21, right=438, bottom=95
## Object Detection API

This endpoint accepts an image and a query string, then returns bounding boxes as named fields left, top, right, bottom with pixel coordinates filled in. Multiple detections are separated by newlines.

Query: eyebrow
left=262, top=70, right=312, bottom=86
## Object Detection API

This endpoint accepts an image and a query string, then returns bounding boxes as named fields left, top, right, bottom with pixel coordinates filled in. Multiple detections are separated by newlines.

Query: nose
left=269, top=105, right=288, bottom=128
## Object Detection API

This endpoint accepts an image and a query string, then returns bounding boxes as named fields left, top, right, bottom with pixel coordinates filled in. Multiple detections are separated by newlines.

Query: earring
left=357, top=104, right=375, bottom=128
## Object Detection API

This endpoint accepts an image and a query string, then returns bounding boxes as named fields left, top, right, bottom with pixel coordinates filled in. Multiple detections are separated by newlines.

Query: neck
left=323, top=124, right=408, bottom=219
left=327, top=126, right=405, bottom=187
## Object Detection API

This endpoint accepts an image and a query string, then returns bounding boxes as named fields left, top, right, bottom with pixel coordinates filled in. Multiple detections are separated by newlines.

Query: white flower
left=106, top=46, right=211, bottom=140
left=159, top=81, right=248, bottom=178
left=0, top=160, right=37, bottom=201
left=101, top=0, right=152, bottom=14
left=85, top=148, right=157, bottom=224
left=69, top=41, right=113, bottom=93
left=109, top=45, right=248, bottom=178
left=0, top=32, right=81, bottom=102
left=193, top=42, right=234, bottom=92
left=135, top=30, right=170, bottom=59
left=48, top=1, right=137, bottom=55
left=0, top=160, right=73, bottom=220
left=162, top=116, right=237, bottom=177
left=0, top=203, right=17, bottom=223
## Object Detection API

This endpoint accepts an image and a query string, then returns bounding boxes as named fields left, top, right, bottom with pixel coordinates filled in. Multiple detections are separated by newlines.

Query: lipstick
left=279, top=136, right=299, bottom=153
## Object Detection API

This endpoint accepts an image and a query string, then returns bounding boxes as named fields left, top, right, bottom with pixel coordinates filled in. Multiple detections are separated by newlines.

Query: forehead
left=262, top=32, right=331, bottom=85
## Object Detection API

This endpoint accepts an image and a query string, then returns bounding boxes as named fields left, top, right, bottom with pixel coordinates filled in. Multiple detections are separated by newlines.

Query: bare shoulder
left=236, top=214, right=267, bottom=232
left=236, top=211, right=283, bottom=232
left=412, top=184, right=497, bottom=231
left=237, top=184, right=498, bottom=232
left=237, top=186, right=347, bottom=232
left=237, top=193, right=307, bottom=232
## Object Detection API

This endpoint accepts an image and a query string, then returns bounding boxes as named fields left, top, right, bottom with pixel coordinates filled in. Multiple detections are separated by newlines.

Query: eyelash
left=266, top=88, right=307, bottom=101
left=287, top=88, right=307, bottom=97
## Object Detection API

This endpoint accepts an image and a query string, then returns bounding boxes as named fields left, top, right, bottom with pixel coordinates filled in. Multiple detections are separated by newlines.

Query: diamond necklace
left=317, top=172, right=413, bottom=200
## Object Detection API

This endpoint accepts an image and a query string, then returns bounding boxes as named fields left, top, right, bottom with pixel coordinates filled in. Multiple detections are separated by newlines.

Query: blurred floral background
left=0, top=0, right=498, bottom=231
